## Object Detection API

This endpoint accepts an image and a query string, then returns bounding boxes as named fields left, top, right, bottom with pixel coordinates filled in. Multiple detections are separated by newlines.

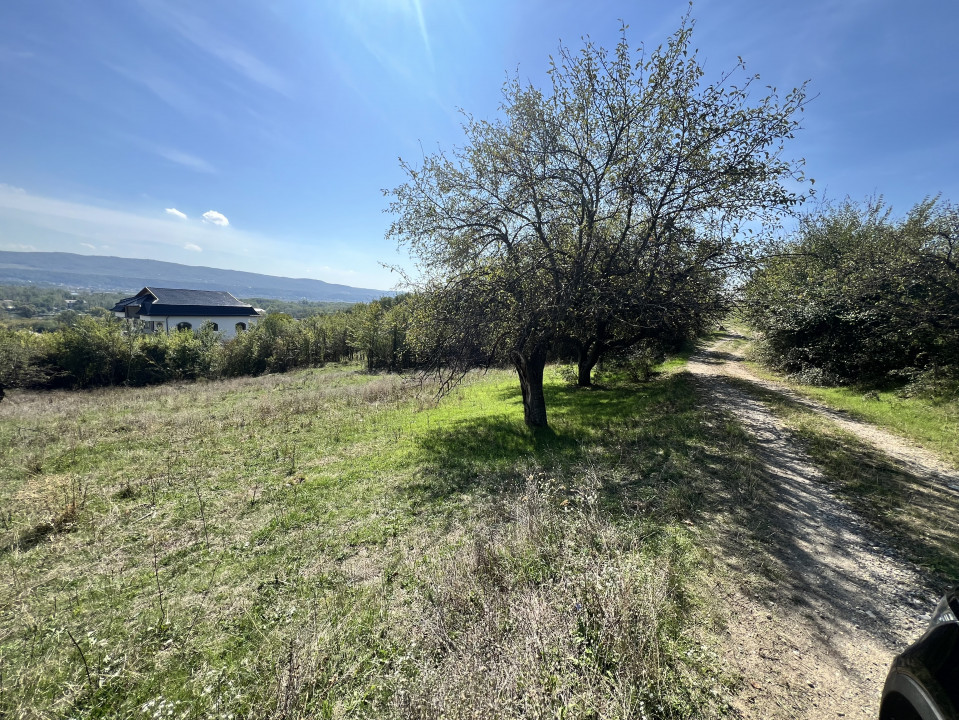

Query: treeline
left=238, top=297, right=359, bottom=318
left=0, top=295, right=413, bottom=391
left=744, top=198, right=959, bottom=394
left=0, top=285, right=124, bottom=331
left=0, top=284, right=124, bottom=318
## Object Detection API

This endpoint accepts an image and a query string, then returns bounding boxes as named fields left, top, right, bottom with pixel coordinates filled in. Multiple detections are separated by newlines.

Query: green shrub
left=0, top=295, right=415, bottom=391
left=0, top=328, right=56, bottom=389
left=54, top=316, right=129, bottom=387
left=744, top=198, right=959, bottom=388
left=166, top=323, right=220, bottom=380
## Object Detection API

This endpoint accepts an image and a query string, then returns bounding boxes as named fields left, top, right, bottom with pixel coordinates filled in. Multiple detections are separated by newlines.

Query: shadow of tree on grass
left=405, top=372, right=743, bottom=523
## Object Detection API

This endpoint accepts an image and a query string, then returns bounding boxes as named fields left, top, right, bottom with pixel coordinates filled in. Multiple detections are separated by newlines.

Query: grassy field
left=0, top=361, right=766, bottom=719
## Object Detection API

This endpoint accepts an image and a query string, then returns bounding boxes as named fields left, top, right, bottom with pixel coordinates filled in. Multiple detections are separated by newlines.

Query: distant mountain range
left=0, top=251, right=394, bottom=302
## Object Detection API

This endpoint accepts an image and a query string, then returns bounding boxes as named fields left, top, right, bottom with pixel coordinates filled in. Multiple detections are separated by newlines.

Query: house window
left=235, top=322, right=247, bottom=332
left=176, top=322, right=192, bottom=331
left=210, top=322, right=219, bottom=331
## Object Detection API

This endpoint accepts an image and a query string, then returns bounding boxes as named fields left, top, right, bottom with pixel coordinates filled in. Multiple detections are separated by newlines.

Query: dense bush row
left=0, top=295, right=414, bottom=390
left=743, top=198, right=959, bottom=392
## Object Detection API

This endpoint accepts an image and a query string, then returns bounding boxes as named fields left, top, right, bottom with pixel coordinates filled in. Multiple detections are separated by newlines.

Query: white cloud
left=80, top=242, right=96, bottom=251
left=165, top=207, right=188, bottom=219
left=202, top=210, right=229, bottom=227
left=0, top=242, right=37, bottom=251
left=184, top=242, right=202, bottom=252
left=0, top=185, right=235, bottom=253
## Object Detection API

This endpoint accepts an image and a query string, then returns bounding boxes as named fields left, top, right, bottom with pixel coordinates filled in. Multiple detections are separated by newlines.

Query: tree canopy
left=744, top=198, right=959, bottom=389
left=388, top=17, right=810, bottom=427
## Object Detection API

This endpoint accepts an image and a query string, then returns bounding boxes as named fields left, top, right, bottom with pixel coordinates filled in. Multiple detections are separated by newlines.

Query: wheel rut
left=688, top=334, right=949, bottom=719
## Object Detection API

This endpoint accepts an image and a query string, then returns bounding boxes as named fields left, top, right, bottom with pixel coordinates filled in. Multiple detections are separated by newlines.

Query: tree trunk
left=512, top=345, right=549, bottom=428
left=576, top=341, right=603, bottom=387
left=577, top=356, right=596, bottom=386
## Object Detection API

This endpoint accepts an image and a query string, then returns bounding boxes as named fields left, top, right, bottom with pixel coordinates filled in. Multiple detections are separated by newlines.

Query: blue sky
left=1, top=0, right=956, bottom=291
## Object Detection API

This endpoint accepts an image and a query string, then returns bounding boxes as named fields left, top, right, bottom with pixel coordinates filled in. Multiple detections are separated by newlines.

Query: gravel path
left=704, top=339, right=959, bottom=492
left=688, top=334, right=949, bottom=719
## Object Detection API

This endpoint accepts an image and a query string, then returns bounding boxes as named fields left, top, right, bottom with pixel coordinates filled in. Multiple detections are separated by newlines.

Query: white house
left=112, top=287, right=262, bottom=339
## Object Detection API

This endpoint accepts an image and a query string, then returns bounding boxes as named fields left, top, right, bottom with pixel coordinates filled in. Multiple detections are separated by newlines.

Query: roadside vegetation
left=739, top=197, right=959, bottom=467
left=708, top=311, right=959, bottom=582
left=719, top=371, right=959, bottom=582
left=743, top=198, right=959, bottom=394
left=0, top=358, right=770, bottom=719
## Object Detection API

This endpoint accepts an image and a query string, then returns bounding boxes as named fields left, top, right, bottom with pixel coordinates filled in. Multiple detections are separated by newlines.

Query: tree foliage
left=388, top=17, right=809, bottom=426
left=743, top=198, right=959, bottom=389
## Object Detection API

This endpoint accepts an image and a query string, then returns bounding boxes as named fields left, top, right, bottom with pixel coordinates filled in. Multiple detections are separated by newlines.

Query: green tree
left=744, top=198, right=959, bottom=385
left=563, top=224, right=732, bottom=385
left=0, top=328, right=55, bottom=390
left=388, top=18, right=809, bottom=426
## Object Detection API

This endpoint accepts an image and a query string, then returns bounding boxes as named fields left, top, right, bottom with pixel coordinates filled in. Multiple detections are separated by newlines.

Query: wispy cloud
left=139, top=0, right=292, bottom=97
left=183, top=242, right=202, bottom=252
left=340, top=0, right=434, bottom=84
left=165, top=207, right=188, bottom=219
left=0, top=46, right=36, bottom=63
left=0, top=185, right=236, bottom=254
left=409, top=0, right=432, bottom=60
left=108, top=62, right=216, bottom=119
left=202, top=210, right=229, bottom=226
left=155, top=147, right=216, bottom=174
left=80, top=242, right=96, bottom=250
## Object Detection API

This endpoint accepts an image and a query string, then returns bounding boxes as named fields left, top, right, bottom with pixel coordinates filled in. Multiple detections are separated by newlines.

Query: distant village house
left=112, top=287, right=263, bottom=339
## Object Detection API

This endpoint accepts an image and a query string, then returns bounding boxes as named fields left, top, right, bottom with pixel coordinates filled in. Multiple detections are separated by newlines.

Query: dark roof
left=147, top=287, right=251, bottom=306
left=112, top=287, right=259, bottom=317
left=112, top=294, right=143, bottom=309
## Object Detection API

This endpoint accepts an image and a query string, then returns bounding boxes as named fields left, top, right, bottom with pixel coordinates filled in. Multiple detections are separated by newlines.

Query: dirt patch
left=688, top=336, right=944, bottom=719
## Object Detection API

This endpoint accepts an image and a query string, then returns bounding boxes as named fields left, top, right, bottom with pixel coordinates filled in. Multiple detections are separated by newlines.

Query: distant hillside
left=0, top=251, right=393, bottom=302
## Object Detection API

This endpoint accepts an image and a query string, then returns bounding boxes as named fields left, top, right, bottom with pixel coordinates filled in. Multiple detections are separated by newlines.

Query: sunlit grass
left=0, top=360, right=757, bottom=718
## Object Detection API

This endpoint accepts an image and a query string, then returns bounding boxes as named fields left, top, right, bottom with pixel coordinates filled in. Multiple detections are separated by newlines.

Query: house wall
left=149, top=315, right=259, bottom=340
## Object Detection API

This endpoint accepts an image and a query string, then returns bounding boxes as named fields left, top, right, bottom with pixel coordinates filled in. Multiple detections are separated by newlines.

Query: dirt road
left=688, top=334, right=955, bottom=719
